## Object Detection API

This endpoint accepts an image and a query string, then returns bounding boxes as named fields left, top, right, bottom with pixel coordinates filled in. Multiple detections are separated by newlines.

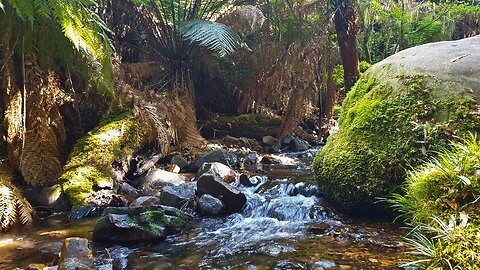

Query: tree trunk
left=334, top=0, right=360, bottom=93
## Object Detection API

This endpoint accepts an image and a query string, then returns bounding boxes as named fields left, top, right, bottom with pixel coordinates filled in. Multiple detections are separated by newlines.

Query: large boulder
left=196, top=174, right=247, bottom=213
left=92, top=206, right=189, bottom=242
left=313, top=36, right=480, bottom=213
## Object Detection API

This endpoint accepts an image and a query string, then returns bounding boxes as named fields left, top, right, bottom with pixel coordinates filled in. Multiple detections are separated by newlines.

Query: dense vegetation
left=0, top=0, right=479, bottom=268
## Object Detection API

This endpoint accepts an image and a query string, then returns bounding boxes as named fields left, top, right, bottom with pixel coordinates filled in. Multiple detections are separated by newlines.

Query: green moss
left=391, top=135, right=480, bottom=269
left=139, top=210, right=168, bottom=232
left=200, top=114, right=281, bottom=139
left=59, top=108, right=145, bottom=206
left=313, top=67, right=480, bottom=212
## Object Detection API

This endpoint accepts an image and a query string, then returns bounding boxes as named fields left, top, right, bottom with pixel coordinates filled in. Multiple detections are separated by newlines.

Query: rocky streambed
left=0, top=144, right=406, bottom=269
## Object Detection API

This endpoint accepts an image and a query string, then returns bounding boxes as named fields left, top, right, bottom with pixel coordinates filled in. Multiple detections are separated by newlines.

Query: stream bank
left=0, top=145, right=406, bottom=270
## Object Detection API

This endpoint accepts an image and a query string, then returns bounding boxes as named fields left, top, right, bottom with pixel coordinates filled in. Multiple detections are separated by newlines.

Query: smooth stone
left=136, top=169, right=187, bottom=189
left=188, top=149, right=239, bottom=171
left=129, top=196, right=161, bottom=207
left=159, top=183, right=196, bottom=209
left=171, top=155, right=188, bottom=170
left=196, top=173, right=247, bottom=213
left=197, top=162, right=236, bottom=183
left=197, top=194, right=225, bottom=216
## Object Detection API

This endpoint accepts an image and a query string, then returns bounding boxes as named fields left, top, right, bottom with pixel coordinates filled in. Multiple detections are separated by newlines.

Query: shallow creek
left=0, top=148, right=406, bottom=269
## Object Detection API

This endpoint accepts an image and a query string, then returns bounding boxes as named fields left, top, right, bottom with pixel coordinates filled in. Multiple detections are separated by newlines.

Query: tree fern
left=180, top=20, right=239, bottom=56
left=0, top=0, right=115, bottom=96
left=0, top=167, right=34, bottom=230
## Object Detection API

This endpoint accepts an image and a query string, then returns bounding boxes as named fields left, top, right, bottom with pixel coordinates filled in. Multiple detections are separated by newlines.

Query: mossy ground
left=313, top=65, right=480, bottom=213
left=200, top=114, right=281, bottom=139
left=59, top=108, right=145, bottom=206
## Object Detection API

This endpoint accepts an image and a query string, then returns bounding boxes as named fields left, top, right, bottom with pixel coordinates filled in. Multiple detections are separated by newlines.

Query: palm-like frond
left=180, top=20, right=240, bottom=56
left=0, top=169, right=34, bottom=230
left=0, top=0, right=115, bottom=96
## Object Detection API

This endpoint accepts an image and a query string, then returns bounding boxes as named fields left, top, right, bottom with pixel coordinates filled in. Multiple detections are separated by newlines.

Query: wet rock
left=171, top=155, right=188, bottom=170
left=92, top=206, right=189, bottom=242
left=239, top=174, right=253, bottom=187
left=197, top=194, right=225, bottom=216
left=307, top=222, right=331, bottom=234
left=288, top=137, right=310, bottom=152
left=282, top=134, right=295, bottom=145
left=90, top=190, right=125, bottom=207
left=243, top=152, right=259, bottom=165
left=129, top=196, right=161, bottom=207
left=58, top=237, right=94, bottom=270
left=262, top=136, right=280, bottom=147
left=68, top=205, right=104, bottom=220
left=197, top=162, right=237, bottom=183
left=309, top=260, right=337, bottom=270
left=188, top=149, right=239, bottom=171
left=295, top=182, right=320, bottom=197
left=159, top=184, right=196, bottom=209
left=24, top=185, right=65, bottom=209
left=223, top=135, right=241, bottom=145
left=136, top=169, right=187, bottom=189
left=196, top=174, right=247, bottom=213
left=260, top=155, right=280, bottom=164
left=118, top=182, right=138, bottom=196
left=275, top=260, right=306, bottom=270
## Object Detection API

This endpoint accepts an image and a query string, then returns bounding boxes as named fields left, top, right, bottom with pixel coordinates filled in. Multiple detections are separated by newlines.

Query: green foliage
left=401, top=216, right=480, bottom=269
left=0, top=168, right=33, bottom=230
left=313, top=68, right=480, bottom=212
left=132, top=0, right=240, bottom=94
left=59, top=109, right=145, bottom=206
left=392, top=134, right=480, bottom=224
left=0, top=0, right=115, bottom=96
left=180, top=20, right=240, bottom=57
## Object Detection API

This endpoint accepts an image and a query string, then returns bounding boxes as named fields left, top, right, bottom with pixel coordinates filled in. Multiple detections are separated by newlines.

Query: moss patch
left=313, top=65, right=480, bottom=213
left=59, top=108, right=145, bottom=206
left=200, top=114, right=281, bottom=140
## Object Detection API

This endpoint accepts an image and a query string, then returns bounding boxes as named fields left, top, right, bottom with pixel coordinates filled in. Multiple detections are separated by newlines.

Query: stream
left=0, top=148, right=405, bottom=269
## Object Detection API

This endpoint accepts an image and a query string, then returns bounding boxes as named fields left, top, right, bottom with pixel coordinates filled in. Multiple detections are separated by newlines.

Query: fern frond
left=0, top=168, right=34, bottom=230
left=180, top=20, right=240, bottom=56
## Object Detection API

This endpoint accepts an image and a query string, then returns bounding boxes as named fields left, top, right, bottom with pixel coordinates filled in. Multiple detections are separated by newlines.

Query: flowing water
left=0, top=148, right=406, bottom=269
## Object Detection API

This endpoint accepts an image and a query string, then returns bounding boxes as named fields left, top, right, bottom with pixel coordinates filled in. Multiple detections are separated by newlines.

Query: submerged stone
left=197, top=194, right=225, bottom=216
left=92, top=206, right=189, bottom=242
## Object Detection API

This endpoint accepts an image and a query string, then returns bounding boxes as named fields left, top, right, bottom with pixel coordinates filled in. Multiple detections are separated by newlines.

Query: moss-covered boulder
left=59, top=109, right=145, bottom=206
left=200, top=114, right=281, bottom=140
left=313, top=36, right=480, bottom=213
left=92, top=206, right=189, bottom=242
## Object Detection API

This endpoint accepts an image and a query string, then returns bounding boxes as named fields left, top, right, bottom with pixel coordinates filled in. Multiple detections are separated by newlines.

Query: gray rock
left=196, top=174, right=247, bottom=213
left=171, top=155, right=188, bottom=170
left=129, top=196, right=161, bottom=207
left=197, top=194, right=225, bottom=216
left=309, top=260, right=337, bottom=270
left=244, top=152, right=259, bottom=165
left=288, top=137, right=310, bottom=152
left=159, top=184, right=196, bottom=209
left=188, top=149, right=239, bottom=171
left=92, top=206, right=189, bottom=243
left=262, top=135, right=280, bottom=147
left=58, top=237, right=94, bottom=270
left=197, top=162, right=237, bottom=183
left=282, top=134, right=295, bottom=145
left=274, top=260, right=306, bottom=270
left=137, top=169, right=187, bottom=189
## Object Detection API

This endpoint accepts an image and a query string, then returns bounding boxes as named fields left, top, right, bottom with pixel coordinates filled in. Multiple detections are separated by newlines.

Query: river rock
left=92, top=206, right=189, bottom=242
left=171, top=155, right=188, bottom=170
left=262, top=135, right=281, bottom=152
left=309, top=260, right=337, bottom=270
left=197, top=194, right=225, bottom=216
left=244, top=152, right=259, bottom=165
left=196, top=173, right=247, bottom=213
left=188, top=149, right=239, bottom=171
left=159, top=183, right=196, bottom=209
left=239, top=174, right=260, bottom=187
left=197, top=162, right=237, bottom=183
left=136, top=169, right=187, bottom=189
left=274, top=260, right=306, bottom=269
left=129, top=196, right=161, bottom=207
left=288, top=137, right=310, bottom=152
left=58, top=237, right=94, bottom=270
